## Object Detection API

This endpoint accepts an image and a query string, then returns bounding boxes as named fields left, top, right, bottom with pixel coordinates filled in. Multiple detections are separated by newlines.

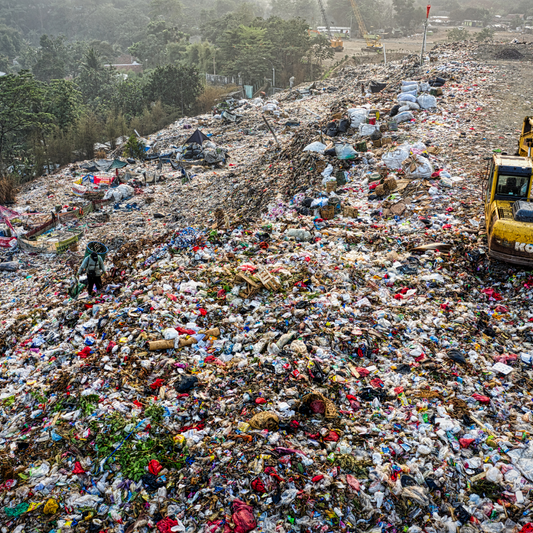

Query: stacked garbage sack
left=1, top=41, right=533, bottom=533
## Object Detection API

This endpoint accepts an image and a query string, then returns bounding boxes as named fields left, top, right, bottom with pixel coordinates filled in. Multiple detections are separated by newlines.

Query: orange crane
left=349, top=0, right=383, bottom=51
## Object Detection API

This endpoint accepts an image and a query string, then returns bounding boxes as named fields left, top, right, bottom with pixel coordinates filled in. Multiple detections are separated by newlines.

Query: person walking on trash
left=78, top=252, right=106, bottom=296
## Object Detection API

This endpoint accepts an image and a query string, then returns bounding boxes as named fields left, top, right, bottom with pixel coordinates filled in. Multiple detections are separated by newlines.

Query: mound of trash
left=1, top=42, right=533, bottom=533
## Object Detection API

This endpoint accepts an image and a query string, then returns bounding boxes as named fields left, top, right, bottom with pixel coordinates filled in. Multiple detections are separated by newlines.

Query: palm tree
left=81, top=48, right=103, bottom=96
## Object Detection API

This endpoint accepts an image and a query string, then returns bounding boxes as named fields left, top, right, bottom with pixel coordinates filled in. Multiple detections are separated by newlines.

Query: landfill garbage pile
left=3, top=41, right=533, bottom=533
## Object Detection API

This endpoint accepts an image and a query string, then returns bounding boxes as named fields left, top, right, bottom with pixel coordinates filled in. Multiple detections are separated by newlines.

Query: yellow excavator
left=518, top=116, right=533, bottom=158
left=485, top=152, right=533, bottom=266
left=315, top=0, right=344, bottom=52
left=349, top=0, right=383, bottom=51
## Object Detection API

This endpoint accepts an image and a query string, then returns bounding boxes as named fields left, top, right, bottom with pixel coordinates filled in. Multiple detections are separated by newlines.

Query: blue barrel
left=84, top=241, right=108, bottom=260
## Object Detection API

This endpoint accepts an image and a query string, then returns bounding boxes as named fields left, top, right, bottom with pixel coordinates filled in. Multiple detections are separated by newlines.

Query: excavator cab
left=485, top=154, right=533, bottom=265
left=518, top=117, right=533, bottom=157
left=331, top=37, right=344, bottom=52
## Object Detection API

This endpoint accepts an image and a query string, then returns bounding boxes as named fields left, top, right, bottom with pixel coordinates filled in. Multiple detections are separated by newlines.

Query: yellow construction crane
left=349, top=0, right=383, bottom=51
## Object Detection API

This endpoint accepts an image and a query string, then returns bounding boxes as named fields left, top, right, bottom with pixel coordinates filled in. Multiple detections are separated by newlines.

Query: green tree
left=308, top=32, right=334, bottom=78
left=0, top=24, right=23, bottom=62
left=124, top=134, right=146, bottom=160
left=112, top=77, right=147, bottom=120
left=270, top=0, right=318, bottom=24
left=447, top=27, right=470, bottom=41
left=255, top=17, right=311, bottom=86
left=392, top=0, right=425, bottom=31
left=476, top=27, right=495, bottom=41
left=129, top=21, right=188, bottom=68
left=150, top=0, right=183, bottom=25
left=78, top=48, right=116, bottom=106
left=200, top=7, right=256, bottom=43
left=33, top=35, right=67, bottom=82
left=327, top=0, right=392, bottom=34
left=43, top=80, right=81, bottom=131
left=218, top=24, right=272, bottom=87
left=0, top=72, right=53, bottom=176
left=186, top=41, right=217, bottom=74
left=144, top=64, right=202, bottom=115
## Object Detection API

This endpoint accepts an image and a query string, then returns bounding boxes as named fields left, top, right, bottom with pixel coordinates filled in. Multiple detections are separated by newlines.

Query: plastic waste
left=418, top=94, right=437, bottom=109
left=335, top=144, right=357, bottom=159
left=393, top=111, right=414, bottom=123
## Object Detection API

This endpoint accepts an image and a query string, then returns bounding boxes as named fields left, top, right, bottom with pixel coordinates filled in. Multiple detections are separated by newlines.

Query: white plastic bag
left=347, top=108, right=368, bottom=128
left=399, top=101, right=420, bottom=111
left=404, top=154, right=434, bottom=179
left=417, top=94, right=437, bottom=109
left=303, top=141, right=326, bottom=153
left=335, top=144, right=357, bottom=159
left=359, top=123, right=380, bottom=137
left=103, top=184, right=134, bottom=202
left=398, top=93, right=417, bottom=102
left=382, top=146, right=410, bottom=170
left=394, top=111, right=414, bottom=124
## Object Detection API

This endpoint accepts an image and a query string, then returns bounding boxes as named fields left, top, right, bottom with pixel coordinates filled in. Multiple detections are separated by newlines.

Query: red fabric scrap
left=481, top=288, right=503, bottom=301
left=106, top=341, right=117, bottom=353
left=77, top=347, right=92, bottom=359
left=264, top=466, right=284, bottom=482
left=323, top=430, right=340, bottom=442
left=472, top=393, right=491, bottom=404
left=157, top=517, right=179, bottom=533
left=459, top=438, right=475, bottom=448
left=255, top=397, right=267, bottom=404
left=356, top=367, right=370, bottom=377
left=370, top=378, right=384, bottom=388
left=312, top=475, right=324, bottom=483
left=72, top=461, right=86, bottom=474
left=251, top=478, right=266, bottom=493
left=148, top=459, right=163, bottom=475
left=150, top=379, right=165, bottom=390
left=230, top=499, right=257, bottom=533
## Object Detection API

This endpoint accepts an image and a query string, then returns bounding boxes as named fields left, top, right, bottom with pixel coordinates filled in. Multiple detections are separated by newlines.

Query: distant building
left=316, top=26, right=352, bottom=38
left=105, top=54, right=143, bottom=74
left=463, top=20, right=483, bottom=27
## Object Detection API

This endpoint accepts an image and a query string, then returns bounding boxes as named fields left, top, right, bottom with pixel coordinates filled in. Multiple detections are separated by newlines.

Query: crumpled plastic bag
left=393, top=111, right=414, bottom=124
left=175, top=375, right=198, bottom=393
left=401, top=486, right=429, bottom=506
left=399, top=101, right=420, bottom=111
left=382, top=146, right=410, bottom=170
left=507, top=442, right=533, bottom=481
left=335, top=144, right=357, bottom=160
left=0, top=262, right=19, bottom=271
left=398, top=93, right=417, bottom=102
left=359, top=123, right=380, bottom=137
left=404, top=154, right=433, bottom=179
left=303, top=141, right=326, bottom=153
left=347, top=108, right=368, bottom=128
left=103, top=184, right=134, bottom=202
left=418, top=94, right=437, bottom=109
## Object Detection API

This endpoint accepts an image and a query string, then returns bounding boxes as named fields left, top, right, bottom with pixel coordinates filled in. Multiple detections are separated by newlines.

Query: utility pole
left=420, top=5, right=431, bottom=65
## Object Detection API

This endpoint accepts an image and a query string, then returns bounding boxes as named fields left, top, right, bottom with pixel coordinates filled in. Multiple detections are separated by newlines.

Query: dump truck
left=485, top=153, right=533, bottom=266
